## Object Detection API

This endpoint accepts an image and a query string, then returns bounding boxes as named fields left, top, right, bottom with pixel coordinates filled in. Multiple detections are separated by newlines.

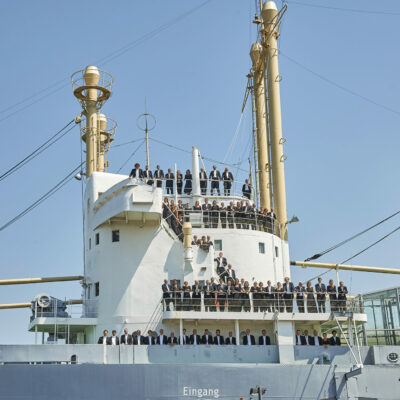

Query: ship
left=1, top=2, right=399, bottom=400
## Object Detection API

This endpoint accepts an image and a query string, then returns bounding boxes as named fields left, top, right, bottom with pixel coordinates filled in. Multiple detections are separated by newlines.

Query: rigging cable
left=0, top=119, right=77, bottom=182
left=0, top=0, right=212, bottom=124
left=0, top=162, right=84, bottom=232
left=287, top=1, right=400, bottom=16
left=280, top=51, right=400, bottom=118
left=304, top=209, right=400, bottom=262
left=117, top=140, right=146, bottom=173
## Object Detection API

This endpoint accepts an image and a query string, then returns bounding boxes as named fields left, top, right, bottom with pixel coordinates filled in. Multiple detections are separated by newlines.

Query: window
left=214, top=240, right=222, bottom=251
left=95, top=282, right=100, bottom=296
left=259, top=242, right=265, bottom=254
left=95, top=233, right=100, bottom=245
left=112, top=230, right=120, bottom=242
left=87, top=284, right=91, bottom=299
left=89, top=238, right=91, bottom=250
left=275, top=246, right=279, bottom=257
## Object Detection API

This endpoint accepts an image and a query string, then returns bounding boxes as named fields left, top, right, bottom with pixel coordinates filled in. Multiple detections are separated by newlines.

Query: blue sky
left=0, top=0, right=399, bottom=344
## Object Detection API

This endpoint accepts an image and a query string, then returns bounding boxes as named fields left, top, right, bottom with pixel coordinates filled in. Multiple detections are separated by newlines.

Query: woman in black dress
left=184, top=169, right=192, bottom=194
left=242, top=281, right=251, bottom=312
left=306, top=281, right=316, bottom=313
left=322, top=332, right=330, bottom=347
left=211, top=200, right=220, bottom=228
left=176, top=170, right=183, bottom=194
left=327, top=279, right=337, bottom=312
left=232, top=279, right=242, bottom=312
left=275, top=282, right=284, bottom=312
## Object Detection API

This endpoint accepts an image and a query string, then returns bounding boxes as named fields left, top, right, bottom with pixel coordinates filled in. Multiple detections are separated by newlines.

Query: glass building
left=361, top=286, right=400, bottom=345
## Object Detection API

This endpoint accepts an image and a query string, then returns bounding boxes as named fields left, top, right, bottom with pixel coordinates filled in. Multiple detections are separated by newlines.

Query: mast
left=250, top=43, right=272, bottom=211
left=262, top=1, right=288, bottom=240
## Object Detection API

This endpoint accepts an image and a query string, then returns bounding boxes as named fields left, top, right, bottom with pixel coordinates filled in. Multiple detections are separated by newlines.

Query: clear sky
left=0, top=0, right=399, bottom=344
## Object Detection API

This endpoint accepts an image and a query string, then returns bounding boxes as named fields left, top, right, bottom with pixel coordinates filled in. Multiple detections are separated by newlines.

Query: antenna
left=136, top=98, right=156, bottom=168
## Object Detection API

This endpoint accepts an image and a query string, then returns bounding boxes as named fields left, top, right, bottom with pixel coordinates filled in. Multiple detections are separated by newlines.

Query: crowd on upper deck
left=129, top=162, right=252, bottom=197
left=161, top=253, right=349, bottom=314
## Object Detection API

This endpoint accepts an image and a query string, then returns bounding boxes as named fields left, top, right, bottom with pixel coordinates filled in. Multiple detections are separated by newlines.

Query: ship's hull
left=1, top=363, right=399, bottom=400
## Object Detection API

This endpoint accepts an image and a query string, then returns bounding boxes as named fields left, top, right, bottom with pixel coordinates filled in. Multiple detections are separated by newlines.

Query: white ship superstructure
left=1, top=2, right=399, bottom=399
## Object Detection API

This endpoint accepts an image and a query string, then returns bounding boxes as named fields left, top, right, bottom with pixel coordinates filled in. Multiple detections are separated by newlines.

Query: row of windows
left=88, top=233, right=279, bottom=257
left=87, top=282, right=100, bottom=298
left=88, top=230, right=120, bottom=249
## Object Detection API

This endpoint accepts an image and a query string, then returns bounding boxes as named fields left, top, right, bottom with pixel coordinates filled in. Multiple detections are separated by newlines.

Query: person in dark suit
left=295, top=282, right=305, bottom=313
left=120, top=328, right=132, bottom=345
left=215, top=252, right=227, bottom=277
left=199, top=168, right=208, bottom=195
left=311, top=330, right=323, bottom=346
left=303, top=330, right=312, bottom=345
left=209, top=165, right=221, bottom=196
left=283, top=277, right=295, bottom=312
left=338, top=281, right=348, bottom=312
left=176, top=170, right=183, bottom=194
left=202, top=329, right=213, bottom=345
left=225, top=331, right=236, bottom=345
left=258, top=329, right=271, bottom=345
left=98, top=329, right=110, bottom=345
left=329, top=330, right=341, bottom=346
left=227, top=201, right=235, bottom=228
left=322, top=332, right=330, bottom=347
left=154, top=165, right=164, bottom=188
left=214, top=329, right=224, bottom=345
left=162, top=279, right=172, bottom=311
left=192, top=280, right=201, bottom=312
left=315, top=277, right=327, bottom=313
left=190, top=329, right=201, bottom=345
left=295, top=329, right=304, bottom=345
left=184, top=169, right=192, bottom=195
left=202, top=198, right=211, bottom=228
left=129, top=163, right=143, bottom=179
left=167, top=332, right=178, bottom=345
left=222, top=167, right=234, bottom=196
left=264, top=280, right=274, bottom=312
left=219, top=202, right=227, bottom=228
left=275, top=282, right=285, bottom=312
left=165, top=168, right=174, bottom=194
left=133, top=329, right=145, bottom=345
left=225, top=264, right=236, bottom=283
left=143, top=165, right=153, bottom=185
left=242, top=179, right=251, bottom=199
left=145, top=330, right=155, bottom=345
left=327, top=279, right=337, bottom=312
left=243, top=329, right=256, bottom=345
left=178, top=328, right=189, bottom=345
left=156, top=329, right=168, bottom=345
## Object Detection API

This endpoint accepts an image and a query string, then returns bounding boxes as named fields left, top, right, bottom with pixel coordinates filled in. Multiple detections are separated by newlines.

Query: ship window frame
left=112, top=230, right=120, bottom=242
left=214, top=240, right=222, bottom=251
left=259, top=242, right=265, bottom=254
left=95, top=232, right=100, bottom=245
left=275, top=246, right=279, bottom=257
left=89, top=238, right=91, bottom=250
left=95, top=282, right=100, bottom=296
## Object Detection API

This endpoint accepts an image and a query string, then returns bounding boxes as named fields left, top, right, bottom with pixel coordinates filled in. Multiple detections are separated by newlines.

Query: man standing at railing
left=295, top=281, right=305, bottom=313
left=120, top=328, right=132, bottom=345
left=283, top=277, right=295, bottom=312
left=315, top=277, right=327, bottom=313
left=129, top=163, right=143, bottom=179
left=338, top=281, right=348, bottom=312
left=202, top=198, right=211, bottom=228
left=143, top=165, right=153, bottom=185
left=242, top=179, right=251, bottom=199
left=210, top=165, right=221, bottom=196
left=154, top=165, right=164, bottom=188
left=165, top=168, right=174, bottom=194
left=110, top=330, right=119, bottom=345
left=199, top=167, right=208, bottom=195
left=222, top=167, right=234, bottom=196
left=98, top=330, right=110, bottom=345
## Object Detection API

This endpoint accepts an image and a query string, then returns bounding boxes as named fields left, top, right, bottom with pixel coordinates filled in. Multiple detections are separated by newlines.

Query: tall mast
left=71, top=66, right=114, bottom=178
left=262, top=1, right=288, bottom=240
left=250, top=43, right=272, bottom=211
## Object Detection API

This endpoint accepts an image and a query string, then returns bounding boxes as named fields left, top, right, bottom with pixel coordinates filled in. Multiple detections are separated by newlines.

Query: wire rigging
left=0, top=1, right=212, bottom=124
left=0, top=162, right=84, bottom=232
left=0, top=119, right=77, bottom=182
left=287, top=1, right=400, bottom=16
left=117, top=140, right=146, bottom=173
left=304, top=209, right=400, bottom=262
left=280, top=51, right=400, bottom=117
